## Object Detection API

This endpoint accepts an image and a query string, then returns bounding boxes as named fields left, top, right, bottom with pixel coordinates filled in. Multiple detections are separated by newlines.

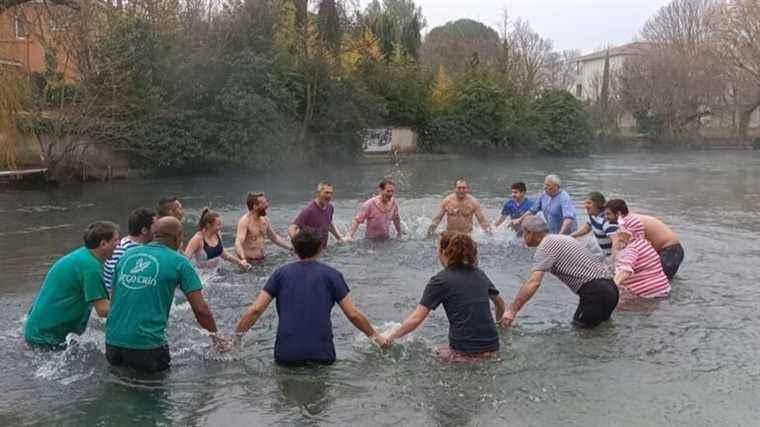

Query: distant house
left=573, top=42, right=652, bottom=133
left=573, top=42, right=651, bottom=103
left=0, top=3, right=77, bottom=80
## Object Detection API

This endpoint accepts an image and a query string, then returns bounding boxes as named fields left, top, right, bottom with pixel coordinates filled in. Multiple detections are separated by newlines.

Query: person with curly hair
left=382, top=231, right=505, bottom=362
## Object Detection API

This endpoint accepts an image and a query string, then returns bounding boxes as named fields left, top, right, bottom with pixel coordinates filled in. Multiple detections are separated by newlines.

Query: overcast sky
left=359, top=0, right=672, bottom=54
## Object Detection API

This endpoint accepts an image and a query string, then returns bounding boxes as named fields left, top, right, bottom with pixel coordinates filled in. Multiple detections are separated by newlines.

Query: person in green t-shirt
left=24, top=221, right=120, bottom=348
left=106, top=216, right=228, bottom=373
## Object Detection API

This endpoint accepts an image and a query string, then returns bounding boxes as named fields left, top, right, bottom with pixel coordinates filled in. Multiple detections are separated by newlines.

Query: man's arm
left=266, top=222, right=293, bottom=251
left=93, top=298, right=110, bottom=318
left=427, top=202, right=446, bottom=237
left=570, top=223, right=591, bottom=238
left=490, top=294, right=506, bottom=320
left=338, top=295, right=385, bottom=346
left=474, top=201, right=492, bottom=235
left=234, top=290, right=273, bottom=334
left=346, top=218, right=361, bottom=241
left=559, top=194, right=576, bottom=235
left=234, top=217, right=249, bottom=260
left=386, top=305, right=430, bottom=346
left=329, top=223, right=344, bottom=243
left=494, top=215, right=508, bottom=228
left=499, top=271, right=544, bottom=327
left=559, top=218, right=574, bottom=235
left=613, top=270, right=632, bottom=286
left=186, top=290, right=218, bottom=334
left=393, top=215, right=403, bottom=237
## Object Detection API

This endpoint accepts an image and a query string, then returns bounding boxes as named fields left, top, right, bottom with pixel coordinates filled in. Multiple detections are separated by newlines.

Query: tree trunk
left=737, top=87, right=760, bottom=137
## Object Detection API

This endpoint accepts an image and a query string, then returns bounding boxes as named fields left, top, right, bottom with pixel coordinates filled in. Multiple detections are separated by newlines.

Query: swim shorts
left=658, top=243, right=684, bottom=280
left=574, top=278, right=619, bottom=328
left=106, top=344, right=171, bottom=373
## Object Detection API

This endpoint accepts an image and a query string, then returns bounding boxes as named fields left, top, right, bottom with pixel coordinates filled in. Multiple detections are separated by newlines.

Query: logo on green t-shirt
left=118, top=254, right=160, bottom=290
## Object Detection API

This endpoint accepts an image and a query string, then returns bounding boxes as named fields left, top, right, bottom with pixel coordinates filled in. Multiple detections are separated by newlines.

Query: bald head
left=151, top=216, right=183, bottom=250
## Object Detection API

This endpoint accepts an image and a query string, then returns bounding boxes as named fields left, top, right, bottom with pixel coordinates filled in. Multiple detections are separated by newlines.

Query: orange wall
left=0, top=5, right=78, bottom=81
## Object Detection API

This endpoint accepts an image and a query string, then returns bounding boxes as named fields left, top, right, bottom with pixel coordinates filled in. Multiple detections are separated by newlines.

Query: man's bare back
left=638, top=214, right=680, bottom=251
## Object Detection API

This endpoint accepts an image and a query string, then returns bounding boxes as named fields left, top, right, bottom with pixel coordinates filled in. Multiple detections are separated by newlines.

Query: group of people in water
left=23, top=174, right=685, bottom=372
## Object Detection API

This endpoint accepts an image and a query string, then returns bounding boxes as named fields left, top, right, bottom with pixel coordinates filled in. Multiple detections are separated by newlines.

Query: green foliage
left=419, top=77, right=592, bottom=154
left=633, top=111, right=665, bottom=137
left=530, top=89, right=593, bottom=153
left=22, top=0, right=591, bottom=177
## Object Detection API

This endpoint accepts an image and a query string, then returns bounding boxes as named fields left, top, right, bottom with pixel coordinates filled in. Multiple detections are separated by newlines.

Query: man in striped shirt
left=103, top=208, right=156, bottom=292
left=500, top=217, right=618, bottom=329
left=606, top=199, right=684, bottom=280
left=571, top=192, right=618, bottom=256
left=613, top=218, right=670, bottom=299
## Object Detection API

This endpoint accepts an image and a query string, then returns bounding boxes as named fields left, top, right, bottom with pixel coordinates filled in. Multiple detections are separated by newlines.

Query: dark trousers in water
left=658, top=243, right=684, bottom=280
left=106, top=344, right=171, bottom=373
left=574, top=278, right=619, bottom=329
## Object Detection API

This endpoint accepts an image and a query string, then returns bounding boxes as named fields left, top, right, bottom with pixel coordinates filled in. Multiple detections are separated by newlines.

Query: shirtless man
left=427, top=178, right=492, bottom=237
left=235, top=192, right=292, bottom=262
left=605, top=199, right=684, bottom=280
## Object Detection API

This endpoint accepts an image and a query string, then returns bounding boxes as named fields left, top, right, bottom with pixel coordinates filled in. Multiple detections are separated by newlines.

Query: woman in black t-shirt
left=382, top=232, right=505, bottom=361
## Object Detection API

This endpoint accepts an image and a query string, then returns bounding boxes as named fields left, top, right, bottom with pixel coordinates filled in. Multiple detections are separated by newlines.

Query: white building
left=574, top=42, right=650, bottom=102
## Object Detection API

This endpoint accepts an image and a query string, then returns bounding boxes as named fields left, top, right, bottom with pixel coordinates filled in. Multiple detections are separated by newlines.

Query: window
left=15, top=14, right=28, bottom=39
left=576, top=84, right=583, bottom=98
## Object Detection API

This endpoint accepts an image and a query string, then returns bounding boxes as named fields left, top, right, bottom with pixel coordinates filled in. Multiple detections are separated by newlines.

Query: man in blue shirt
left=233, top=229, right=387, bottom=365
left=494, top=182, right=533, bottom=234
left=517, top=174, right=577, bottom=235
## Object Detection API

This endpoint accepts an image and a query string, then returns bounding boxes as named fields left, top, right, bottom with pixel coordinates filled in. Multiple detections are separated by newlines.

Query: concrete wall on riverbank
left=362, top=127, right=417, bottom=154
left=38, top=134, right=130, bottom=180
left=4, top=131, right=131, bottom=180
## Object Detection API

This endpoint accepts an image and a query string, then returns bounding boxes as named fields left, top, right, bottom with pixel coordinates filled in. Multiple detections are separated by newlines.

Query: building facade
left=0, top=3, right=77, bottom=80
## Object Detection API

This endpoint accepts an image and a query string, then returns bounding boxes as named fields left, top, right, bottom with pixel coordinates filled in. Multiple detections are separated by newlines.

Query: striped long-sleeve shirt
left=103, top=237, right=139, bottom=291
left=615, top=237, right=671, bottom=298
left=532, top=235, right=612, bottom=293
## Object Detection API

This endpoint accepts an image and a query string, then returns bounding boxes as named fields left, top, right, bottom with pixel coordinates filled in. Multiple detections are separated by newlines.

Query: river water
left=1, top=151, right=759, bottom=425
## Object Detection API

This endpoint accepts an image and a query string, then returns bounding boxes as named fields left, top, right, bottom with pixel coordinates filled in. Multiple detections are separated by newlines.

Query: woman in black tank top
left=184, top=208, right=250, bottom=270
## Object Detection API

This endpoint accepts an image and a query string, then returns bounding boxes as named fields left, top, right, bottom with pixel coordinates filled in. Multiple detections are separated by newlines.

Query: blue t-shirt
left=530, top=190, right=578, bottom=234
left=263, top=261, right=350, bottom=365
left=501, top=198, right=533, bottom=219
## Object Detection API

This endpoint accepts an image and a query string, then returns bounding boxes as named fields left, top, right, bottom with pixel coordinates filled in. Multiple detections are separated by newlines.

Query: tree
left=544, top=49, right=581, bottom=90
left=421, top=18, right=499, bottom=74
left=430, top=66, right=455, bottom=113
left=619, top=0, right=727, bottom=136
left=510, top=19, right=553, bottom=95
left=0, top=70, right=27, bottom=170
left=531, top=89, right=593, bottom=153
left=712, top=0, right=760, bottom=136
left=362, top=0, right=425, bottom=60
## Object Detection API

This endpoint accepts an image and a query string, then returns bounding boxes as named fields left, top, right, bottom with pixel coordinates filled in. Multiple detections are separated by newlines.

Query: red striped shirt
left=615, top=238, right=671, bottom=298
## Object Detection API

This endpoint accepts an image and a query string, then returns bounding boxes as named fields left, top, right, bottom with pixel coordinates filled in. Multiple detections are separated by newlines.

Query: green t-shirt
left=106, top=242, right=203, bottom=350
left=24, top=247, right=109, bottom=346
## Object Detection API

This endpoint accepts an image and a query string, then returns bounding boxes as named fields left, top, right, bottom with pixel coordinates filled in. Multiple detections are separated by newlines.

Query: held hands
left=499, top=309, right=516, bottom=328
left=372, top=333, right=392, bottom=350
left=239, top=259, right=251, bottom=271
left=211, top=333, right=233, bottom=353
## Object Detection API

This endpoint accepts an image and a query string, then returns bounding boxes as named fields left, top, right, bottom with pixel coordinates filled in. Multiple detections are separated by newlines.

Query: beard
left=257, top=208, right=268, bottom=216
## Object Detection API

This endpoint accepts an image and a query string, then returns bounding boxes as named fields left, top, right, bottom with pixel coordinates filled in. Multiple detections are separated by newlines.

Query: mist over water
left=1, top=151, right=759, bottom=425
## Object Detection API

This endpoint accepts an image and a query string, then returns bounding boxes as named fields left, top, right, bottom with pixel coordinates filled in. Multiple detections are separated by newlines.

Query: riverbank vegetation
left=1, top=0, right=591, bottom=177
left=3, top=0, right=758, bottom=178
